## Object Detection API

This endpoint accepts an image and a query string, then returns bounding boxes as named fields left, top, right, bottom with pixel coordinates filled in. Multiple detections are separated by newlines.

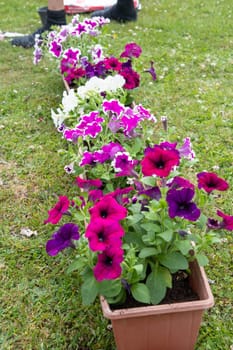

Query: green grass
left=0, top=0, right=233, bottom=349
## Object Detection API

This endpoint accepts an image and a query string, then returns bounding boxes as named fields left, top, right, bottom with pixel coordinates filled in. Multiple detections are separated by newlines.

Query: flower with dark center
left=89, top=196, right=127, bottom=221
left=46, top=223, right=80, bottom=256
left=85, top=219, right=124, bottom=251
left=93, top=246, right=124, bottom=281
left=197, top=172, right=229, bottom=193
left=166, top=188, right=201, bottom=221
left=141, top=146, right=180, bottom=177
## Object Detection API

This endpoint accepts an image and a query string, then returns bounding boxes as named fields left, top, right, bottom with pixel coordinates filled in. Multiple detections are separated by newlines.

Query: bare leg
left=48, top=0, right=64, bottom=11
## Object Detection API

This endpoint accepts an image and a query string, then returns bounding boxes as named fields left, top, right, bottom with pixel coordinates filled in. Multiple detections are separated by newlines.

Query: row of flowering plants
left=39, top=16, right=233, bottom=306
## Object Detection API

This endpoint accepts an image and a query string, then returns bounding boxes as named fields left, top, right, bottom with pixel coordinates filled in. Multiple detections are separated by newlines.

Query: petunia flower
left=104, top=57, right=122, bottom=71
left=143, top=61, right=157, bottom=81
left=49, top=40, right=63, bottom=58
left=217, top=210, right=233, bottom=230
left=197, top=172, right=229, bottom=193
left=141, top=146, right=180, bottom=177
left=93, top=246, right=124, bottom=281
left=120, top=42, right=142, bottom=58
left=168, top=176, right=195, bottom=190
left=44, top=196, right=70, bottom=224
left=85, top=219, right=124, bottom=251
left=75, top=177, right=102, bottom=190
left=178, top=137, right=195, bottom=160
left=166, top=188, right=201, bottom=221
left=46, top=223, right=80, bottom=256
left=89, top=196, right=127, bottom=221
left=120, top=68, right=140, bottom=90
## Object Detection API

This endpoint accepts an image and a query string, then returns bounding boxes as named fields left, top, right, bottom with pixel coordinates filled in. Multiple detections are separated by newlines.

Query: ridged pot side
left=100, top=261, right=214, bottom=350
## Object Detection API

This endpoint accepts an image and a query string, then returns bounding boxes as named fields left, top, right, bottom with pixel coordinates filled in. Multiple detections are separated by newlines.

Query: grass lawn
left=0, top=0, right=232, bottom=349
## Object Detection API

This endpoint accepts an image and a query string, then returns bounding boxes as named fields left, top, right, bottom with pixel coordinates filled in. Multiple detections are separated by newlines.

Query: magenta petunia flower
left=102, top=99, right=125, bottom=116
left=46, top=223, right=80, bottom=256
left=166, top=188, right=201, bottom=221
left=141, top=146, right=180, bottom=177
left=79, top=151, right=96, bottom=167
left=93, top=246, right=124, bottom=281
left=44, top=196, right=70, bottom=224
left=120, top=69, right=140, bottom=90
left=85, top=219, right=124, bottom=251
left=217, top=210, right=233, bottom=230
left=88, top=189, right=103, bottom=203
left=49, top=40, right=63, bottom=58
left=104, top=57, right=122, bottom=71
left=75, top=177, right=102, bottom=190
left=112, top=152, right=138, bottom=177
left=101, top=142, right=125, bottom=160
left=197, top=172, right=229, bottom=193
left=120, top=42, right=142, bottom=58
left=105, top=186, right=134, bottom=205
left=89, top=196, right=127, bottom=221
left=63, top=47, right=81, bottom=60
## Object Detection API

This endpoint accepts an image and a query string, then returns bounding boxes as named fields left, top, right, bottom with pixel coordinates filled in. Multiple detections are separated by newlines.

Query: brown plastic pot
left=100, top=261, right=214, bottom=350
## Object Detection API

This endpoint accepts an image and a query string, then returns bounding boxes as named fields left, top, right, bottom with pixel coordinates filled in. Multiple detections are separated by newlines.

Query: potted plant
left=43, top=108, right=232, bottom=348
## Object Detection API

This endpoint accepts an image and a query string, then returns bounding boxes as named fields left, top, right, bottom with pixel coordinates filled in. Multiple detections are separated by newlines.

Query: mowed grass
left=0, top=0, right=233, bottom=349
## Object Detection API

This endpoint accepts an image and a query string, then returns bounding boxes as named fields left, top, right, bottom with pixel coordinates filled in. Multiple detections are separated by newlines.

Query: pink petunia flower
left=197, top=172, right=229, bottom=193
left=44, top=196, right=70, bottom=224
left=120, top=42, right=142, bottom=59
left=89, top=196, right=127, bottom=221
left=85, top=219, right=124, bottom=251
left=217, top=210, right=233, bottom=230
left=141, top=146, right=180, bottom=178
left=93, top=246, right=124, bottom=281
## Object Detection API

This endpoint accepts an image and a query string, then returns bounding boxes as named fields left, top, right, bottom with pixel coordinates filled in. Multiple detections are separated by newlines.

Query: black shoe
left=91, top=0, right=137, bottom=22
left=11, top=27, right=45, bottom=48
left=11, top=9, right=66, bottom=48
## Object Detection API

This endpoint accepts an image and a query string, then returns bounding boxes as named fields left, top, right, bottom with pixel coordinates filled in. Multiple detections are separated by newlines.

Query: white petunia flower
left=62, top=89, right=79, bottom=113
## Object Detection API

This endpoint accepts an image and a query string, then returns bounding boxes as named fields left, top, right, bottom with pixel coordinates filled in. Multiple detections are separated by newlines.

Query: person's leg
left=91, top=0, right=137, bottom=22
left=11, top=0, right=66, bottom=48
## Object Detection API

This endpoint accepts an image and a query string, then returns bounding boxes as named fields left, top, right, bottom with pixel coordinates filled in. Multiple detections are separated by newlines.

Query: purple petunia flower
left=166, top=188, right=201, bottom=221
left=197, top=172, right=229, bottom=193
left=178, top=137, right=195, bottom=160
left=112, top=152, right=138, bottom=177
left=143, top=61, right=157, bottom=81
left=120, top=68, right=140, bottom=90
left=168, top=176, right=195, bottom=190
left=44, top=196, right=70, bottom=224
left=120, top=42, right=142, bottom=59
left=85, top=219, right=124, bottom=251
left=93, top=246, right=124, bottom=281
left=101, top=142, right=125, bottom=160
left=46, top=223, right=80, bottom=256
left=63, top=47, right=81, bottom=61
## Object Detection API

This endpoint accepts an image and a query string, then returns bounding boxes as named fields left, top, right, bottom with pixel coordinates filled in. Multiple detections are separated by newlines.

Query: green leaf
left=66, top=258, right=85, bottom=274
left=127, top=214, right=143, bottom=225
left=146, top=266, right=171, bottom=304
left=175, top=240, right=192, bottom=255
left=159, top=252, right=189, bottom=272
left=157, top=230, right=173, bottom=242
left=141, top=223, right=161, bottom=233
left=131, top=283, right=151, bottom=304
left=141, top=176, right=157, bottom=187
left=98, top=279, right=122, bottom=298
left=196, top=253, right=209, bottom=266
left=81, top=270, right=99, bottom=305
left=139, top=247, right=157, bottom=258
